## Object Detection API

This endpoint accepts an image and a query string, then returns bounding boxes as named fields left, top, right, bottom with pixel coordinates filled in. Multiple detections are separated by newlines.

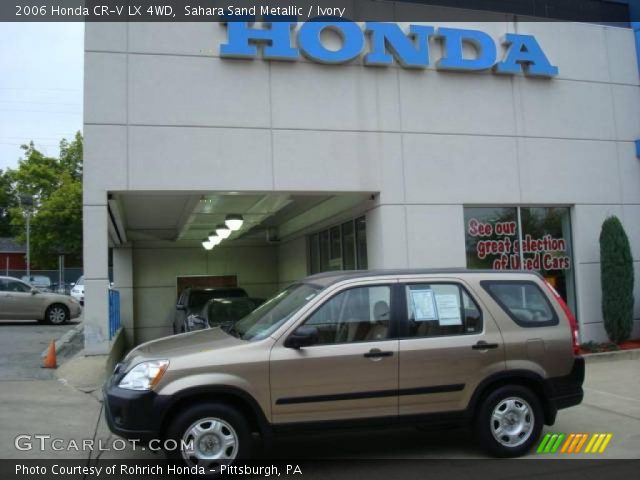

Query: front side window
left=482, top=281, right=557, bottom=327
left=304, top=285, right=391, bottom=345
left=404, top=284, right=482, bottom=337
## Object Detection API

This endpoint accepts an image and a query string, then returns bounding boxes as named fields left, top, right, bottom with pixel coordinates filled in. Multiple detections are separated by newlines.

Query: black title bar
left=0, top=0, right=635, bottom=23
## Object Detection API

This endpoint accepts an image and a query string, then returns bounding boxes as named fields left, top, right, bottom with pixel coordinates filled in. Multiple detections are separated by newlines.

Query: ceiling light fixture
left=225, top=214, right=244, bottom=231
left=215, top=224, right=231, bottom=239
left=202, top=239, right=214, bottom=250
left=208, top=232, right=222, bottom=246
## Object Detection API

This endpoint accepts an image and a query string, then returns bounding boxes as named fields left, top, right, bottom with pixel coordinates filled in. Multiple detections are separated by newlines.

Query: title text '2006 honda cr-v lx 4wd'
left=104, top=269, right=584, bottom=466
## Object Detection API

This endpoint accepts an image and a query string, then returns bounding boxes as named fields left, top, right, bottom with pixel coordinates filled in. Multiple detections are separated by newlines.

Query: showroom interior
left=105, top=191, right=373, bottom=346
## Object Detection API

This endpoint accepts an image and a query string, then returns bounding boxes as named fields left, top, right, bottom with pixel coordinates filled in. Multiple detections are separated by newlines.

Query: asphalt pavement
left=0, top=318, right=81, bottom=381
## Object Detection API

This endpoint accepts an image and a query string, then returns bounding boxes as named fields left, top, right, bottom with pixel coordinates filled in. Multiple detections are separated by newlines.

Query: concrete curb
left=583, top=348, right=640, bottom=363
left=40, top=323, right=84, bottom=359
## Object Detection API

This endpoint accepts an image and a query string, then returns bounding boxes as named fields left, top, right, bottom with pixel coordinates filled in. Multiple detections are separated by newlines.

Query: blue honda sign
left=220, top=21, right=559, bottom=77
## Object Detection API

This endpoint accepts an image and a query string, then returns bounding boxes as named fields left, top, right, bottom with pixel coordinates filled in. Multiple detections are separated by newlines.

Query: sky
left=0, top=23, right=84, bottom=171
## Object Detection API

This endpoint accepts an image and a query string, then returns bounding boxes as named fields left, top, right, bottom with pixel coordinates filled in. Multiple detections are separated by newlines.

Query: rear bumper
left=544, top=356, right=585, bottom=421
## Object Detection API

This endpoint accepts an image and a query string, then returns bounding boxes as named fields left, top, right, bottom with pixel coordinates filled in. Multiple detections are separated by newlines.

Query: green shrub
left=599, top=216, right=634, bottom=343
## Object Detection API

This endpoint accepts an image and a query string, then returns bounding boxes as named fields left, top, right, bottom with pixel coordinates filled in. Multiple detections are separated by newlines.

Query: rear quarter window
left=481, top=280, right=558, bottom=327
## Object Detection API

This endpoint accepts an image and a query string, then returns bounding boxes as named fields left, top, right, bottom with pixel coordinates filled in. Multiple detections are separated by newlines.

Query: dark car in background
left=173, top=287, right=248, bottom=333
left=185, top=297, right=265, bottom=332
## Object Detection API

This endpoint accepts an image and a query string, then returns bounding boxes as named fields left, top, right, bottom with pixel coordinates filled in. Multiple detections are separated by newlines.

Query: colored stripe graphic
left=538, top=433, right=613, bottom=454
left=574, top=433, right=588, bottom=453
left=550, top=433, right=565, bottom=453
left=568, top=433, right=583, bottom=453
left=598, top=434, right=613, bottom=453
left=537, top=433, right=552, bottom=453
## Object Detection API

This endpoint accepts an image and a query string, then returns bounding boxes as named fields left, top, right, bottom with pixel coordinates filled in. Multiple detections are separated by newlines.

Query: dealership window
left=309, top=217, right=367, bottom=274
left=463, top=207, right=576, bottom=315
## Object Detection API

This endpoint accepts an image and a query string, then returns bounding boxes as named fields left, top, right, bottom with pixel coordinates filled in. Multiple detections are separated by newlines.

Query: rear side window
left=404, top=283, right=482, bottom=337
left=481, top=281, right=558, bottom=327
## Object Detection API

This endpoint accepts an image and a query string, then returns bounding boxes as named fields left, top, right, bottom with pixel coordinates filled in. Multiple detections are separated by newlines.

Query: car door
left=397, top=278, right=506, bottom=416
left=269, top=282, right=399, bottom=424
left=5, top=279, right=41, bottom=319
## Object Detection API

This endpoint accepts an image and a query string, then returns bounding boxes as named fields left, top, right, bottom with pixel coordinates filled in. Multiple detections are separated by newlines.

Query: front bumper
left=103, top=372, right=170, bottom=443
left=69, top=303, right=82, bottom=318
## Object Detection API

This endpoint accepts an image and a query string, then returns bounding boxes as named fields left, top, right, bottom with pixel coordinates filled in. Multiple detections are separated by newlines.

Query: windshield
left=231, top=284, right=322, bottom=341
left=188, top=289, right=246, bottom=311
left=206, top=300, right=257, bottom=327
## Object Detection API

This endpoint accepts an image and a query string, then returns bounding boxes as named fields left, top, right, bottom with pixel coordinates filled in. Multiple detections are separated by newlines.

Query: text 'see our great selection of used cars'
left=104, top=269, right=584, bottom=466
left=0, top=275, right=82, bottom=324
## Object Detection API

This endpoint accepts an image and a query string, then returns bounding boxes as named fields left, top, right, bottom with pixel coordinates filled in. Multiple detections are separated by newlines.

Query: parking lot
left=0, top=318, right=81, bottom=381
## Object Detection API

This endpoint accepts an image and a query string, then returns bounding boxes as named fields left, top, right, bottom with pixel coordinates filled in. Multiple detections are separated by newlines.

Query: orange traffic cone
left=42, top=340, right=57, bottom=369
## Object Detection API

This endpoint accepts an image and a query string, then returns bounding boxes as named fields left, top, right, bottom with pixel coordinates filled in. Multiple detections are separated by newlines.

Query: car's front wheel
left=44, top=304, right=70, bottom=325
left=474, top=385, right=543, bottom=457
left=165, top=402, right=252, bottom=470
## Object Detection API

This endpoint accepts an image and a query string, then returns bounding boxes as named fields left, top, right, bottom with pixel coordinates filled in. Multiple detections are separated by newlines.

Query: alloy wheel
left=181, top=417, right=239, bottom=468
left=490, top=396, right=534, bottom=447
left=48, top=306, right=67, bottom=324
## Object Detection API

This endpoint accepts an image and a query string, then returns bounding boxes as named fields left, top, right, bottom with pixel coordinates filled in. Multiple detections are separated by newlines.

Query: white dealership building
left=83, top=6, right=640, bottom=354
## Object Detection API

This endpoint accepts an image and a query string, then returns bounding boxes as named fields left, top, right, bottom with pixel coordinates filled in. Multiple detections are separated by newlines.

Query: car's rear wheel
left=474, top=385, right=543, bottom=457
left=165, top=402, right=252, bottom=470
left=45, top=304, right=69, bottom=325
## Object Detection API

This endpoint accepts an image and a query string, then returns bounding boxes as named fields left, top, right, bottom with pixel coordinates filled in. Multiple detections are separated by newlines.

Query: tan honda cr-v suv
left=104, top=269, right=583, bottom=466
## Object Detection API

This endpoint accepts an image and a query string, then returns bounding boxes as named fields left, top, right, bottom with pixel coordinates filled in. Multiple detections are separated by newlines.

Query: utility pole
left=26, top=211, right=30, bottom=278
left=19, top=194, right=33, bottom=279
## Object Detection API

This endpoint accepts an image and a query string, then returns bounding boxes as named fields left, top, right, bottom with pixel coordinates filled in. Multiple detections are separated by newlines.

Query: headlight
left=118, top=360, right=169, bottom=391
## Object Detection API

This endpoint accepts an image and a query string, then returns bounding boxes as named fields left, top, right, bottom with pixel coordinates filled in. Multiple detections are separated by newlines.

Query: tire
left=474, top=385, right=543, bottom=458
left=165, top=402, right=253, bottom=470
left=44, top=304, right=70, bottom=325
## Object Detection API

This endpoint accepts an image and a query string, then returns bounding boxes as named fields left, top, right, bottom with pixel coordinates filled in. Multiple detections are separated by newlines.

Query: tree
left=0, top=169, right=14, bottom=236
left=7, top=133, right=83, bottom=269
left=599, top=216, right=634, bottom=343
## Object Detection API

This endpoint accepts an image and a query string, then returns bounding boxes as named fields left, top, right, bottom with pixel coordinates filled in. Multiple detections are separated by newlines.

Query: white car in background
left=70, top=275, right=84, bottom=305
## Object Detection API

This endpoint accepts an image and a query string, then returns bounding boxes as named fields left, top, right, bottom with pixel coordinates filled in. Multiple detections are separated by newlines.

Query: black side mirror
left=176, top=304, right=186, bottom=311
left=31, top=288, right=38, bottom=295
left=284, top=326, right=319, bottom=349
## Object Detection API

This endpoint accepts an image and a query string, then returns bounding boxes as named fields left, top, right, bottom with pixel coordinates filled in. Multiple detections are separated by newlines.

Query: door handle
left=472, top=341, right=499, bottom=350
left=364, top=349, right=394, bottom=358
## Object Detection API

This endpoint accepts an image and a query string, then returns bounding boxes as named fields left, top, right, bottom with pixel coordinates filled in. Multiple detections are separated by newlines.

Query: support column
left=365, top=205, right=409, bottom=269
left=112, top=246, right=134, bottom=347
left=83, top=204, right=110, bottom=355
